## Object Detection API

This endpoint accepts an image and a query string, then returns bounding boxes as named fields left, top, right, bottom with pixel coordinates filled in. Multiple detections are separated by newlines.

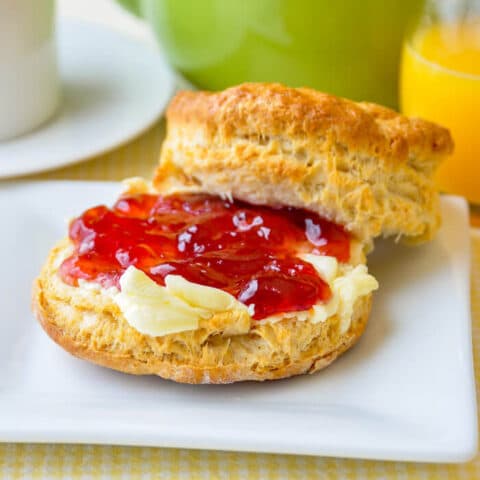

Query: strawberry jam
left=60, top=193, right=350, bottom=320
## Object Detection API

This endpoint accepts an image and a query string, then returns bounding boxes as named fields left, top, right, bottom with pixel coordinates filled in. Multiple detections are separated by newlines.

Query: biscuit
left=33, top=82, right=449, bottom=383
left=155, top=82, right=453, bottom=243
left=33, top=238, right=372, bottom=384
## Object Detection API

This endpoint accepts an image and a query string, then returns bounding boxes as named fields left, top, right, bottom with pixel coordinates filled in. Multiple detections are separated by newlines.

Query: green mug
left=118, top=0, right=421, bottom=107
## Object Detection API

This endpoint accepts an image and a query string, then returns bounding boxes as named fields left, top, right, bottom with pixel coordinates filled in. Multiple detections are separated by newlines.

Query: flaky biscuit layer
left=33, top=239, right=371, bottom=384
left=155, top=83, right=453, bottom=243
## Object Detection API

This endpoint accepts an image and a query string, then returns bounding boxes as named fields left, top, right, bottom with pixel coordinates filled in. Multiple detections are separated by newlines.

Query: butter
left=300, top=254, right=338, bottom=283
left=332, top=264, right=379, bottom=333
left=165, top=275, right=241, bottom=312
left=296, top=254, right=378, bottom=331
left=114, top=254, right=378, bottom=337
left=115, top=266, right=248, bottom=337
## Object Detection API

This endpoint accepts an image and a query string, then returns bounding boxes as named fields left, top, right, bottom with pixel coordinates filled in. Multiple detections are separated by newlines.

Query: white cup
left=0, top=0, right=59, bottom=141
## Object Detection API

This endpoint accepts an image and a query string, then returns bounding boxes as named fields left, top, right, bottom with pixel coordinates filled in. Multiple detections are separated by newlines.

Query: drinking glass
left=400, top=0, right=480, bottom=204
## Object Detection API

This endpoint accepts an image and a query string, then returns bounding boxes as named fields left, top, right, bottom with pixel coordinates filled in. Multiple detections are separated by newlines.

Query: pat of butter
left=165, top=275, right=240, bottom=312
left=114, top=255, right=378, bottom=337
left=300, top=254, right=338, bottom=283
left=299, top=254, right=378, bottom=332
left=333, top=264, right=379, bottom=333
left=309, top=264, right=378, bottom=332
left=115, top=266, right=248, bottom=337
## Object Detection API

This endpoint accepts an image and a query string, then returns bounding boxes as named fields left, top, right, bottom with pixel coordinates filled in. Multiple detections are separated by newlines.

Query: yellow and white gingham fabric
left=1, top=122, right=479, bottom=479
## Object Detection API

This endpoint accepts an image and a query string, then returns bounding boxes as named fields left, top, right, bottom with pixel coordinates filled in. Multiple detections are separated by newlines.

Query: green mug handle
left=116, top=0, right=143, bottom=18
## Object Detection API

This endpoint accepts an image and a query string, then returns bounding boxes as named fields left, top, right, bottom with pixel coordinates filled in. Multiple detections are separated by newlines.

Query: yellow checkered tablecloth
left=1, top=122, right=479, bottom=479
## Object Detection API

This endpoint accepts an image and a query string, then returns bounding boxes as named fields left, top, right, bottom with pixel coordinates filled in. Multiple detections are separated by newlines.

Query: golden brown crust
left=166, top=83, right=452, bottom=162
left=155, top=82, right=453, bottom=243
left=32, top=240, right=371, bottom=384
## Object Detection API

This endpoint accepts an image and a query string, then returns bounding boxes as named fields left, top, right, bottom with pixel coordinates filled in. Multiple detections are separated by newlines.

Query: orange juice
left=401, top=20, right=480, bottom=203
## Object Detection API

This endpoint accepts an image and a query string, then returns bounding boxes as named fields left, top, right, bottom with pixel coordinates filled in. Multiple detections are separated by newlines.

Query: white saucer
left=0, top=19, right=176, bottom=178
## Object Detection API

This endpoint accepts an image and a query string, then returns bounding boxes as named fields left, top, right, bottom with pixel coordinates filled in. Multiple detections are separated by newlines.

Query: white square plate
left=0, top=181, right=476, bottom=462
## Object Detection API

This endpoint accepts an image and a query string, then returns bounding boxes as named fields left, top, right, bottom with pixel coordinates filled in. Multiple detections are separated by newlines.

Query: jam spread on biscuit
left=60, top=193, right=350, bottom=320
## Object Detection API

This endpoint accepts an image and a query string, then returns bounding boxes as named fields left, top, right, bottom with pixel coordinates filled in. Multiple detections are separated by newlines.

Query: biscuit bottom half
left=32, top=241, right=372, bottom=384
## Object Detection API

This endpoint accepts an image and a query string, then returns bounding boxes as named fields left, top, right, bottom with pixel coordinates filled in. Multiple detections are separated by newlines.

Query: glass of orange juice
left=400, top=0, right=480, bottom=204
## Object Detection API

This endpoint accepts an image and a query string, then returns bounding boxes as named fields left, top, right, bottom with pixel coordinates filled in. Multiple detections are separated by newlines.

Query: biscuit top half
left=154, top=82, right=453, bottom=244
